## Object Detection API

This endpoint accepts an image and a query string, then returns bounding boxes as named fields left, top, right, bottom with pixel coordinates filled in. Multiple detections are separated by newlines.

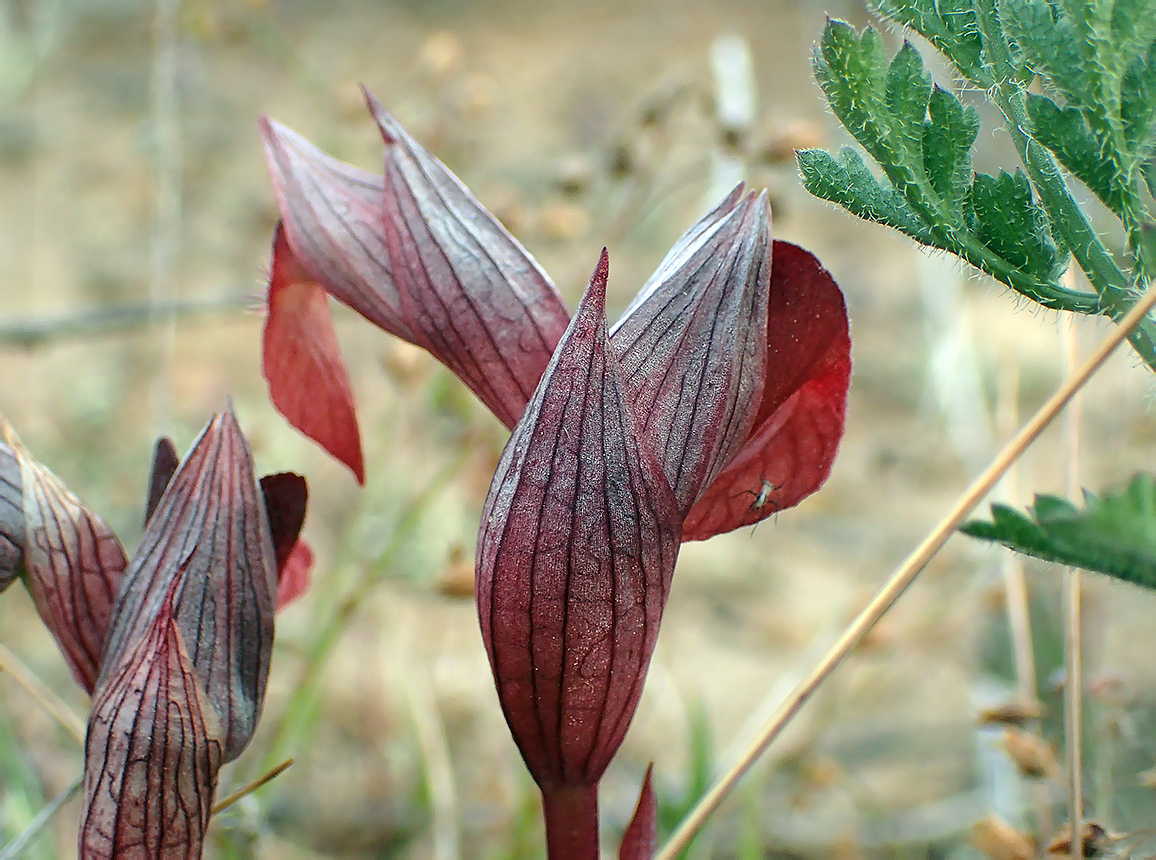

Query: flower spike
left=259, top=99, right=850, bottom=534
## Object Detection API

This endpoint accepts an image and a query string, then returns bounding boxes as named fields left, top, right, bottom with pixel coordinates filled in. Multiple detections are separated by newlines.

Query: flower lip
left=680, top=239, right=852, bottom=540
left=262, top=222, right=366, bottom=483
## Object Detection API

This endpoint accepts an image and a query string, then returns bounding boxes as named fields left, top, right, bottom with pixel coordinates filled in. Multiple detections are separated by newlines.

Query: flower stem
left=541, top=784, right=600, bottom=860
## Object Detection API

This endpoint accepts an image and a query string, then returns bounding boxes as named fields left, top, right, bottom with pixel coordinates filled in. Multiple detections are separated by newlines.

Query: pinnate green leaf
left=870, top=0, right=989, bottom=85
left=961, top=474, right=1156, bottom=589
left=1006, top=0, right=1156, bottom=195
left=813, top=22, right=893, bottom=164
left=813, top=22, right=976, bottom=234
left=797, top=147, right=937, bottom=246
left=924, top=86, right=980, bottom=220
left=885, top=42, right=933, bottom=168
left=1120, top=43, right=1156, bottom=162
left=968, top=170, right=1068, bottom=281
left=1026, top=93, right=1124, bottom=215
left=809, top=20, right=1073, bottom=293
left=1002, top=0, right=1091, bottom=108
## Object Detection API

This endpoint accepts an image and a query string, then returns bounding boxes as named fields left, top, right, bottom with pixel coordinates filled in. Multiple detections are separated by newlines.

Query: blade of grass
left=0, top=773, right=82, bottom=860
left=211, top=758, right=293, bottom=815
left=0, top=643, right=84, bottom=743
left=400, top=627, right=460, bottom=860
left=656, top=283, right=1156, bottom=859
left=258, top=448, right=468, bottom=770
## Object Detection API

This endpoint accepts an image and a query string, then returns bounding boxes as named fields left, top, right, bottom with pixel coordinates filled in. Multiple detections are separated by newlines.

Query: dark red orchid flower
left=259, top=90, right=849, bottom=543
left=0, top=417, right=311, bottom=698
left=79, top=409, right=289, bottom=859
left=476, top=187, right=807, bottom=850
left=260, top=92, right=850, bottom=856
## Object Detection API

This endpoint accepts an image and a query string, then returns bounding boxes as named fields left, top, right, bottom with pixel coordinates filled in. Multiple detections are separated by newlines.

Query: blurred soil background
left=2, top=0, right=1156, bottom=857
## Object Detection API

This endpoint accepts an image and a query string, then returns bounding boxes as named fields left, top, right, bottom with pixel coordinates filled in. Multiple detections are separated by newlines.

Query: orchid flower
left=260, top=89, right=848, bottom=541
left=79, top=409, right=291, bottom=859
left=1, top=412, right=310, bottom=858
left=260, top=92, right=850, bottom=856
left=0, top=417, right=310, bottom=695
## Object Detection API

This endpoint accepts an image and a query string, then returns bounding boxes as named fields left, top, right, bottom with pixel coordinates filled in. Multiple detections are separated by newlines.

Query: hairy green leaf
left=961, top=474, right=1156, bottom=589
left=968, top=170, right=1069, bottom=281
left=813, top=23, right=958, bottom=232
left=797, top=147, right=938, bottom=245
left=813, top=22, right=893, bottom=165
left=1006, top=0, right=1156, bottom=205
left=1003, top=0, right=1095, bottom=108
left=885, top=42, right=933, bottom=169
left=924, top=87, right=980, bottom=220
left=1026, top=93, right=1123, bottom=214
left=807, top=19, right=1091, bottom=312
left=871, top=0, right=989, bottom=84
left=1120, top=43, right=1156, bottom=163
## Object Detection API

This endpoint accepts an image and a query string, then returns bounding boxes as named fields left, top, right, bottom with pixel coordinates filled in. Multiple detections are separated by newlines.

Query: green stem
left=1119, top=180, right=1155, bottom=284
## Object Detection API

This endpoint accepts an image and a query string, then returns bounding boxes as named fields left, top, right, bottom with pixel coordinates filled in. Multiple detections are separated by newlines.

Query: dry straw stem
left=211, top=758, right=294, bottom=815
left=657, top=283, right=1156, bottom=860
left=0, top=642, right=85, bottom=743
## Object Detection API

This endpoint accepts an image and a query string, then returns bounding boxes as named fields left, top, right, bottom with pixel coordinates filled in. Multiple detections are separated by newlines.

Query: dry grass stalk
left=1061, top=305, right=1086, bottom=860
left=0, top=642, right=84, bottom=743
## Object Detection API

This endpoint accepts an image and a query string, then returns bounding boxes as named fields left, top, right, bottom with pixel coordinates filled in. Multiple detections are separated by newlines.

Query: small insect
left=745, top=478, right=779, bottom=513
left=738, top=479, right=780, bottom=537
